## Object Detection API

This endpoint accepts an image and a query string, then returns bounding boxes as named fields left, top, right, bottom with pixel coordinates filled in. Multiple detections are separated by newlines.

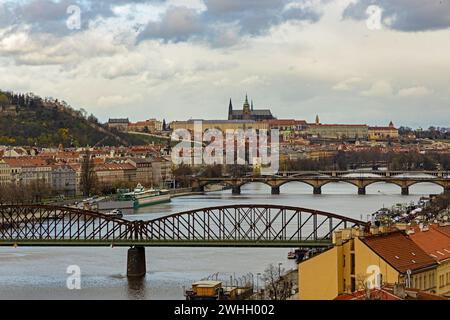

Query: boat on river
left=118, top=183, right=171, bottom=208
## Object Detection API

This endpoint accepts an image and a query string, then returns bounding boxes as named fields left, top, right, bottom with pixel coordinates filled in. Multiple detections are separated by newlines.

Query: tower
left=228, top=98, right=233, bottom=120
left=315, top=115, right=320, bottom=125
left=251, top=100, right=254, bottom=111
left=243, top=94, right=251, bottom=118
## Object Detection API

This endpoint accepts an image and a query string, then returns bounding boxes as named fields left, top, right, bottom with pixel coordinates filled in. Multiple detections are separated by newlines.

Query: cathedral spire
left=243, top=94, right=251, bottom=116
left=228, top=98, right=233, bottom=120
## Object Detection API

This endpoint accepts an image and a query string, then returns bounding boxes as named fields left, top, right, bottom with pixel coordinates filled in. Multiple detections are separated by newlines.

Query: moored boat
left=119, top=183, right=171, bottom=208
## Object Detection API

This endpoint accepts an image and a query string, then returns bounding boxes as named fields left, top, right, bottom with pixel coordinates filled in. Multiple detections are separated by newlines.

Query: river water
left=0, top=182, right=443, bottom=300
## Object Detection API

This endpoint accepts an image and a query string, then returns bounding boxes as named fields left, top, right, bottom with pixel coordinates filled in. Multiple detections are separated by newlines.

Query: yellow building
left=368, top=122, right=399, bottom=141
left=298, top=230, right=438, bottom=300
left=306, top=124, right=369, bottom=140
left=408, top=224, right=450, bottom=297
left=170, top=119, right=268, bottom=133
left=0, top=160, right=11, bottom=185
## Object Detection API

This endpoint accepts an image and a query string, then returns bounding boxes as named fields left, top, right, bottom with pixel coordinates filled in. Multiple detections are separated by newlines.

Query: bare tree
left=262, top=264, right=292, bottom=300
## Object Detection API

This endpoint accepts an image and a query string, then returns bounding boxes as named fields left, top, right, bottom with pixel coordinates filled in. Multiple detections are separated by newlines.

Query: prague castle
left=228, top=95, right=275, bottom=121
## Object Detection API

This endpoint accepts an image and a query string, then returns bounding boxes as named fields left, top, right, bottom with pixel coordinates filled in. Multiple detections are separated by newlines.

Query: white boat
left=104, top=209, right=123, bottom=218
left=119, top=183, right=171, bottom=208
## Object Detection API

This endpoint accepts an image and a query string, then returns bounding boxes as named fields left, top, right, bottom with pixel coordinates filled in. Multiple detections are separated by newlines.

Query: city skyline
left=0, top=0, right=449, bottom=127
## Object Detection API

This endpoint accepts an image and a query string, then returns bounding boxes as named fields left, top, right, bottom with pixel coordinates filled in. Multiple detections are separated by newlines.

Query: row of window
left=413, top=273, right=434, bottom=290
left=439, top=272, right=450, bottom=288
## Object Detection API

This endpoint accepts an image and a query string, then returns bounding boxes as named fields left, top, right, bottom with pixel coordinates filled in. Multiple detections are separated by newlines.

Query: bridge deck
left=0, top=240, right=331, bottom=248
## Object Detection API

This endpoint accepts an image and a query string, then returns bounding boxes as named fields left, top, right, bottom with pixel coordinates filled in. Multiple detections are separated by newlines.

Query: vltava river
left=0, top=182, right=443, bottom=299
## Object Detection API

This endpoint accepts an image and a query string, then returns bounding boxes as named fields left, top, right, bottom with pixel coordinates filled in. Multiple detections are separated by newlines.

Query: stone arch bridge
left=192, top=171, right=450, bottom=195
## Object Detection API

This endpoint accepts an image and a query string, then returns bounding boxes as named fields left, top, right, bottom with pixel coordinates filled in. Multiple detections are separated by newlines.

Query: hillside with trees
left=0, top=90, right=146, bottom=147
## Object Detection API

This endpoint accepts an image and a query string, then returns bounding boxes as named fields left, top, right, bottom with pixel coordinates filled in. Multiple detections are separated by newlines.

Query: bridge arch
left=277, top=180, right=317, bottom=189
left=143, top=204, right=367, bottom=244
left=0, top=205, right=131, bottom=243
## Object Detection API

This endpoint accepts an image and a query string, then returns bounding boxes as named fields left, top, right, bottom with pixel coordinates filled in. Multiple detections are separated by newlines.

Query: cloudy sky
left=0, top=0, right=449, bottom=128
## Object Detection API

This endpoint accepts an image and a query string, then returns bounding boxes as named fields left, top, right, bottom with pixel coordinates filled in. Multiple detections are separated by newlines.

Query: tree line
left=284, top=150, right=450, bottom=171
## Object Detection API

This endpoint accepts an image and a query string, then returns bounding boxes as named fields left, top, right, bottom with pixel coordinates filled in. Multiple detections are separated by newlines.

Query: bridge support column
left=313, top=187, right=322, bottom=195
left=192, top=185, right=205, bottom=193
left=127, top=246, right=146, bottom=278
left=401, top=187, right=409, bottom=196
left=358, top=187, right=366, bottom=195
left=271, top=186, right=280, bottom=195
left=232, top=186, right=241, bottom=195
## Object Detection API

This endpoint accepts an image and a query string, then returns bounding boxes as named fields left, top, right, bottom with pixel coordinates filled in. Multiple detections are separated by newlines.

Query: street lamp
left=278, top=262, right=283, bottom=278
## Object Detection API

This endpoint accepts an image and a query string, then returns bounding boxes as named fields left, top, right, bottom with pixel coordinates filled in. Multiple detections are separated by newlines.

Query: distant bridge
left=0, top=204, right=366, bottom=276
left=193, top=170, right=450, bottom=195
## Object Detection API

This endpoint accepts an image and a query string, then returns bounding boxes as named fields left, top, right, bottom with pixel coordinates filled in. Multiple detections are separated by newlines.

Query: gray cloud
left=137, top=6, right=203, bottom=43
left=137, top=0, right=324, bottom=45
left=343, top=0, right=450, bottom=32
left=0, top=0, right=164, bottom=35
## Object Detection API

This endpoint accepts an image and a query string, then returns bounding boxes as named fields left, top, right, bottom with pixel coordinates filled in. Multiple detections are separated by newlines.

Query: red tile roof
left=335, top=288, right=402, bottom=300
left=3, top=158, right=50, bottom=167
left=361, top=231, right=437, bottom=273
left=408, top=225, right=450, bottom=262
left=436, top=225, right=450, bottom=238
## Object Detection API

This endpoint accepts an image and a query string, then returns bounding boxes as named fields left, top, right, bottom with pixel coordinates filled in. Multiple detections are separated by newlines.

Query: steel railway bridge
left=0, top=204, right=366, bottom=276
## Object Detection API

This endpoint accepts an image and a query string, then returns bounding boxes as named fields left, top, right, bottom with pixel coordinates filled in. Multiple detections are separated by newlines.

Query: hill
left=0, top=91, right=147, bottom=147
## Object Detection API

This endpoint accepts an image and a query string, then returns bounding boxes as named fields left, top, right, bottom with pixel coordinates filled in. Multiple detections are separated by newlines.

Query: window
left=351, top=278, right=356, bottom=292
left=350, top=254, right=355, bottom=275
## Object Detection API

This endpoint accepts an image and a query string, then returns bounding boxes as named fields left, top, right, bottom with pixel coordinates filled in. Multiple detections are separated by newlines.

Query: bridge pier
left=192, top=185, right=205, bottom=193
left=127, top=246, right=146, bottom=278
left=271, top=186, right=280, bottom=195
left=358, top=187, right=366, bottom=195
left=232, top=186, right=241, bottom=195
left=401, top=187, right=409, bottom=196
left=313, top=187, right=322, bottom=195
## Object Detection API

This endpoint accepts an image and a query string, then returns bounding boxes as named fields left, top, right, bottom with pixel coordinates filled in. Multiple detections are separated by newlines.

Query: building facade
left=127, top=158, right=153, bottom=185
left=95, top=163, right=137, bottom=186
left=51, top=165, right=77, bottom=196
left=0, top=160, right=11, bottom=185
left=128, top=119, right=163, bottom=133
left=369, top=122, right=399, bottom=141
left=107, top=118, right=129, bottom=132
left=170, top=119, right=269, bottom=133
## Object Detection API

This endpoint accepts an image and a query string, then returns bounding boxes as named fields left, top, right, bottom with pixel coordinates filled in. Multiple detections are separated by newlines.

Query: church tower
left=315, top=115, right=320, bottom=125
left=243, top=94, right=251, bottom=119
left=228, top=98, right=233, bottom=120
